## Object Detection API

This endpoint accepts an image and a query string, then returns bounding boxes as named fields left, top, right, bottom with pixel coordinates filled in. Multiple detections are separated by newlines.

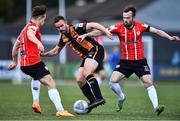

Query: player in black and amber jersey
left=42, top=16, right=112, bottom=112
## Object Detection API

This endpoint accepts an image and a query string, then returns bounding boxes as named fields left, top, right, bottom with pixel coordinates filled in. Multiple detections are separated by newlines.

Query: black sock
left=86, top=74, right=103, bottom=100
left=81, top=82, right=96, bottom=103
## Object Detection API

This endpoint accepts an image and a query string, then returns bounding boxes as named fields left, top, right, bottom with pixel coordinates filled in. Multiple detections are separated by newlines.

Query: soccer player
left=30, top=38, right=106, bottom=110
left=78, top=5, right=180, bottom=115
left=8, top=5, right=74, bottom=117
left=41, top=16, right=113, bottom=113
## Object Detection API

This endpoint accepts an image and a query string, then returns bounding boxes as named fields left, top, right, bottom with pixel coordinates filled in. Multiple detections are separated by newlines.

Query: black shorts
left=114, top=59, right=151, bottom=78
left=94, top=62, right=104, bottom=73
left=80, top=45, right=104, bottom=72
left=21, top=61, right=50, bottom=80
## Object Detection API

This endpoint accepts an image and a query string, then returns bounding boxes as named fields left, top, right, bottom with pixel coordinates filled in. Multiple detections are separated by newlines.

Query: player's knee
left=76, top=78, right=86, bottom=87
left=46, top=78, right=56, bottom=89
left=82, top=69, right=92, bottom=78
left=143, top=80, right=153, bottom=87
left=110, top=76, right=118, bottom=83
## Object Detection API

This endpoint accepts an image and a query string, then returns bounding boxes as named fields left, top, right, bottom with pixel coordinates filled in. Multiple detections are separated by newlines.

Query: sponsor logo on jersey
left=20, top=50, right=27, bottom=56
left=124, top=41, right=137, bottom=44
left=137, top=31, right=140, bottom=36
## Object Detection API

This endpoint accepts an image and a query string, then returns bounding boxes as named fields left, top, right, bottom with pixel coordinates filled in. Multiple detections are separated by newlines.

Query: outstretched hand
left=77, top=34, right=87, bottom=42
left=8, top=62, right=17, bottom=70
left=172, top=36, right=180, bottom=41
left=40, top=52, right=48, bottom=57
left=37, top=42, right=45, bottom=53
left=105, top=30, right=113, bottom=40
left=170, top=36, right=180, bottom=41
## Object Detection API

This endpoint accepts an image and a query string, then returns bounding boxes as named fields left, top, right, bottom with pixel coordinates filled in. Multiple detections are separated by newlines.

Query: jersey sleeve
left=139, top=22, right=150, bottom=32
left=17, top=35, right=21, bottom=42
left=108, top=24, right=119, bottom=33
left=75, top=23, right=87, bottom=35
left=28, top=25, right=38, bottom=34
left=57, top=35, right=65, bottom=48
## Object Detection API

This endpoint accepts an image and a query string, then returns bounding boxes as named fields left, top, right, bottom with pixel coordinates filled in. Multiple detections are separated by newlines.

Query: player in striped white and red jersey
left=109, top=5, right=180, bottom=115
left=109, top=21, right=148, bottom=60
left=17, top=21, right=42, bottom=66
left=107, top=5, right=179, bottom=115
left=8, top=5, right=73, bottom=117
left=79, top=5, right=180, bottom=115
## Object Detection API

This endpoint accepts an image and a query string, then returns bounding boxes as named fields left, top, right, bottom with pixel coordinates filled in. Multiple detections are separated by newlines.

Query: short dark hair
left=123, top=5, right=136, bottom=17
left=32, top=5, right=47, bottom=17
left=54, top=16, right=65, bottom=23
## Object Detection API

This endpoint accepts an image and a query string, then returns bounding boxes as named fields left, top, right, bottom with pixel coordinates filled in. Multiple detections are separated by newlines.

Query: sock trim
left=86, top=74, right=95, bottom=82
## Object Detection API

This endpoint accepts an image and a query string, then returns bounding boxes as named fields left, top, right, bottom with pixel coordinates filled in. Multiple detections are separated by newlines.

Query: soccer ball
left=73, top=100, right=88, bottom=114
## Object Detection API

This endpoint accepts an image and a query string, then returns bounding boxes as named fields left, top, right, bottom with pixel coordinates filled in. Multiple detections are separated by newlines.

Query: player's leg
left=76, top=67, right=96, bottom=104
left=83, top=58, right=105, bottom=110
left=31, top=79, right=41, bottom=113
left=31, top=79, right=41, bottom=104
left=136, top=59, right=164, bottom=115
left=109, top=71, right=126, bottom=112
left=36, top=62, right=73, bottom=116
left=40, top=74, right=74, bottom=117
left=109, top=60, right=133, bottom=112
left=141, top=74, right=158, bottom=108
left=21, top=62, right=73, bottom=116
left=140, top=74, right=164, bottom=115
left=76, top=67, right=97, bottom=113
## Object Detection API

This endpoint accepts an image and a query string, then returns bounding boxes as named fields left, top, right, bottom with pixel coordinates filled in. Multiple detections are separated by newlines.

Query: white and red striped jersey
left=17, top=21, right=42, bottom=66
left=109, top=21, right=149, bottom=60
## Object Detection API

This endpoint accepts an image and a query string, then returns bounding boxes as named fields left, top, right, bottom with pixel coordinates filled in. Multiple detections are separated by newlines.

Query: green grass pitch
left=0, top=80, right=180, bottom=120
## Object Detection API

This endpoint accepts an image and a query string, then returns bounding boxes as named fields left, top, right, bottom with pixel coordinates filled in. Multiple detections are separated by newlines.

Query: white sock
left=147, top=85, right=158, bottom=109
left=31, top=79, right=41, bottom=104
left=109, top=82, right=125, bottom=100
left=96, top=76, right=102, bottom=85
left=48, top=89, right=64, bottom=112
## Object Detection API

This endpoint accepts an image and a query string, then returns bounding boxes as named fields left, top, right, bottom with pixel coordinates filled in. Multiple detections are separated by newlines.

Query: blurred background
left=0, top=0, right=180, bottom=84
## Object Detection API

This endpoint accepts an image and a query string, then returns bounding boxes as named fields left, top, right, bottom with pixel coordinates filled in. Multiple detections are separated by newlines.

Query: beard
left=60, top=30, right=66, bottom=34
left=124, top=21, right=134, bottom=29
left=60, top=26, right=68, bottom=34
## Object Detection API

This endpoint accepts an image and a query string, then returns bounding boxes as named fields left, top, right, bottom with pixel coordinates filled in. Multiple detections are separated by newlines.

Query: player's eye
left=56, top=25, right=63, bottom=29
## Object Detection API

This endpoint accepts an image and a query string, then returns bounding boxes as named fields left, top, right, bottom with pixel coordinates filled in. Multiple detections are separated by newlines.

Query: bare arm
left=86, top=22, right=112, bottom=39
left=12, top=40, right=20, bottom=64
left=86, top=22, right=106, bottom=32
left=8, top=40, right=20, bottom=70
left=149, top=27, right=180, bottom=41
left=41, top=45, right=62, bottom=57
left=78, top=22, right=113, bottom=41
left=27, top=29, right=45, bottom=52
left=85, top=29, right=103, bottom=37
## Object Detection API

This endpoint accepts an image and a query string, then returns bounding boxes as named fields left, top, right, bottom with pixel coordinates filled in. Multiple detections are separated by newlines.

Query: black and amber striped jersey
left=58, top=23, right=100, bottom=58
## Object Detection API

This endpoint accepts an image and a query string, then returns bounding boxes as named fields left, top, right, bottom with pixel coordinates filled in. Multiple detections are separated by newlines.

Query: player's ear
left=37, top=16, right=42, bottom=21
